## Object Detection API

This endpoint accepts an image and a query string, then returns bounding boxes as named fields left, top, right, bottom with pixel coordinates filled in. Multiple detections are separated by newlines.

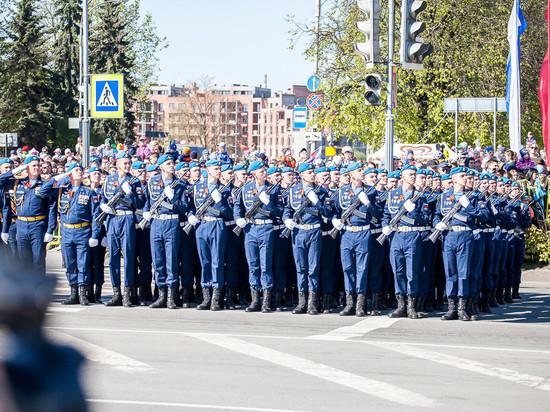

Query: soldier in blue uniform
left=99, top=151, right=145, bottom=307
left=38, top=163, right=101, bottom=305
left=187, top=159, right=233, bottom=311
left=0, top=156, right=56, bottom=275
left=480, top=173, right=499, bottom=311
left=493, top=177, right=510, bottom=305
left=283, top=162, right=332, bottom=315
left=87, top=166, right=106, bottom=303
left=332, top=163, right=381, bottom=316
left=175, top=162, right=194, bottom=307
left=508, top=182, right=531, bottom=299
left=382, top=164, right=430, bottom=319
left=0, top=158, right=16, bottom=260
left=141, top=155, right=189, bottom=309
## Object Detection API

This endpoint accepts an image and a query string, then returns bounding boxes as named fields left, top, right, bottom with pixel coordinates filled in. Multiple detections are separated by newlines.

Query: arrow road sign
left=307, top=75, right=321, bottom=92
left=306, top=93, right=322, bottom=110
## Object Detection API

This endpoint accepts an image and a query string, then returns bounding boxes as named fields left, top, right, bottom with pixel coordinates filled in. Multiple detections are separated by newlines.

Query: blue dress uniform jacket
left=319, top=188, right=339, bottom=295
left=367, top=188, right=390, bottom=295
left=273, top=185, right=293, bottom=294
left=508, top=200, right=531, bottom=288
left=470, top=191, right=490, bottom=297
left=178, top=181, right=196, bottom=290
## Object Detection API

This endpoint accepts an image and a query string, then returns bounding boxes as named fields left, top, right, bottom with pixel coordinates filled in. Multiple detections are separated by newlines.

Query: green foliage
left=289, top=0, right=547, bottom=150
left=525, top=224, right=550, bottom=263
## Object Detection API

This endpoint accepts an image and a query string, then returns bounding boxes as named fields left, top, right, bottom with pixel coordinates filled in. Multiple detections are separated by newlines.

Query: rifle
left=280, top=175, right=330, bottom=239
left=182, top=178, right=234, bottom=235
left=376, top=185, right=432, bottom=245
left=329, top=179, right=380, bottom=239
left=506, top=191, right=523, bottom=206
left=233, top=177, right=283, bottom=236
left=138, top=171, right=190, bottom=230
left=428, top=182, right=487, bottom=243
left=95, top=169, right=145, bottom=226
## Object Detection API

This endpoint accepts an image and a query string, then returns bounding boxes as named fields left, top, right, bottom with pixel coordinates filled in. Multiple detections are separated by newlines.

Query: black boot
left=104, top=286, right=122, bottom=306
left=407, top=296, right=420, bottom=319
left=321, top=294, right=331, bottom=314
left=145, top=284, right=153, bottom=301
left=130, top=286, right=139, bottom=306
left=62, top=285, right=79, bottom=305
left=79, top=285, right=89, bottom=306
left=246, top=290, right=261, bottom=312
left=434, top=288, right=444, bottom=310
left=197, top=287, right=211, bottom=310
left=512, top=283, right=522, bottom=299
left=87, top=285, right=95, bottom=303
left=473, top=294, right=481, bottom=315
left=388, top=295, right=407, bottom=318
left=423, top=293, right=434, bottom=312
left=371, top=293, right=381, bottom=316
left=226, top=288, right=236, bottom=310
left=123, top=287, right=133, bottom=307
left=466, top=296, right=478, bottom=321
left=273, top=291, right=283, bottom=312
left=181, top=287, right=192, bottom=308
left=94, top=285, right=103, bottom=304
left=138, top=286, right=147, bottom=306
left=339, top=294, right=355, bottom=316
left=307, top=292, right=318, bottom=315
left=441, top=298, right=458, bottom=320
left=496, top=287, right=505, bottom=305
left=210, top=289, right=221, bottom=311
left=150, top=287, right=167, bottom=308
left=488, top=288, right=499, bottom=308
left=292, top=292, right=307, bottom=314
left=416, top=296, right=425, bottom=314
left=262, top=290, right=272, bottom=313
left=480, top=291, right=492, bottom=313
left=167, top=288, right=179, bottom=309
left=457, top=297, right=470, bottom=321
left=356, top=293, right=366, bottom=317
left=504, top=286, right=514, bottom=303
left=378, top=291, right=387, bottom=310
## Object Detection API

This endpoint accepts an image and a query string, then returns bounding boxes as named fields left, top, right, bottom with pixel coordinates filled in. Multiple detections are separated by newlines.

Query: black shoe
left=441, top=298, right=458, bottom=320
left=123, top=287, right=133, bottom=307
left=211, top=289, right=221, bottom=311
left=466, top=296, right=477, bottom=321
left=340, top=294, right=355, bottom=316
left=356, top=293, right=366, bottom=317
left=423, top=294, right=434, bottom=312
left=87, top=285, right=95, bottom=304
left=79, top=285, right=89, bottom=306
left=388, top=295, right=407, bottom=318
left=273, top=291, right=284, bottom=312
left=457, top=297, right=470, bottom=321
left=496, top=288, right=505, bottom=305
left=378, top=292, right=387, bottom=310
left=307, top=292, right=318, bottom=315
left=488, top=288, right=499, bottom=308
left=104, top=286, right=122, bottom=306
left=293, top=292, right=307, bottom=314
left=150, top=287, right=167, bottom=308
left=181, top=287, right=192, bottom=308
left=480, top=291, right=492, bottom=313
left=130, top=286, right=139, bottom=306
left=246, top=290, right=261, bottom=312
left=167, top=288, right=179, bottom=309
left=371, top=292, right=381, bottom=316
left=504, top=287, right=514, bottom=303
left=321, top=294, right=331, bottom=314
left=262, top=290, right=273, bottom=313
left=512, top=283, right=522, bottom=299
left=197, top=287, right=211, bottom=310
left=94, top=285, right=103, bottom=304
left=226, top=288, right=236, bottom=310
left=407, top=296, right=420, bottom=319
left=472, top=294, right=480, bottom=316
left=62, top=285, right=79, bottom=305
left=138, top=285, right=149, bottom=306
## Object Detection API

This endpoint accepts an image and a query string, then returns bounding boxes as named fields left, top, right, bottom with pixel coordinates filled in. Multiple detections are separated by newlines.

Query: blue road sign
left=293, top=107, right=308, bottom=129
left=306, top=93, right=322, bottom=110
left=91, top=74, right=124, bottom=118
left=307, top=75, right=321, bottom=92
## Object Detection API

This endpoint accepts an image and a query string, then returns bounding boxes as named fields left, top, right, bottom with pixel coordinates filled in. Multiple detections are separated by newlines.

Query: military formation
left=0, top=153, right=532, bottom=321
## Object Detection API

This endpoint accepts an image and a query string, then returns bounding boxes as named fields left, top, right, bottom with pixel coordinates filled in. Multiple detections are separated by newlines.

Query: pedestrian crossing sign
left=91, top=74, right=124, bottom=118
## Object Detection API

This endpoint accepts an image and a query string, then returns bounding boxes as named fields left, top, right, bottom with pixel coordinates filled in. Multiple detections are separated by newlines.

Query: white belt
left=179, top=222, right=186, bottom=228
left=371, top=228, right=383, bottom=234
left=515, top=229, right=525, bottom=235
left=483, top=228, right=495, bottom=233
left=273, top=224, right=285, bottom=231
left=473, top=229, right=482, bottom=235
left=344, top=225, right=370, bottom=232
left=253, top=219, right=273, bottom=225
left=450, top=226, right=471, bottom=232
left=501, top=229, right=508, bottom=234
left=296, top=223, right=320, bottom=230
left=115, top=210, right=133, bottom=216
left=225, top=220, right=236, bottom=226
left=153, top=214, right=179, bottom=220
left=397, top=226, right=430, bottom=232
left=203, top=216, right=224, bottom=222
left=322, top=231, right=331, bottom=236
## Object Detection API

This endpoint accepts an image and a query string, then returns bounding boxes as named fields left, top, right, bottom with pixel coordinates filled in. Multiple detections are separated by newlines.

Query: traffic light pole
left=384, top=0, right=395, bottom=172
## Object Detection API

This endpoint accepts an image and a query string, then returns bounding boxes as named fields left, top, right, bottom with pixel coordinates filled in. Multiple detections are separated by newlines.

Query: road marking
left=190, top=333, right=437, bottom=408
left=87, top=399, right=308, bottom=411
left=365, top=341, right=550, bottom=391
left=49, top=331, right=157, bottom=374
left=308, top=317, right=401, bottom=340
left=47, top=306, right=85, bottom=313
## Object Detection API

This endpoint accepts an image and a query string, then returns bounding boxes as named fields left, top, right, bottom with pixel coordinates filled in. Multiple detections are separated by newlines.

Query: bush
left=524, top=224, right=550, bottom=263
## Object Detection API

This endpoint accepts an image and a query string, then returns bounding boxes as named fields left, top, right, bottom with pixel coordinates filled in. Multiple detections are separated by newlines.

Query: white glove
left=188, top=214, right=200, bottom=226
left=211, top=189, right=221, bottom=203
left=307, top=190, right=319, bottom=205
left=121, top=181, right=132, bottom=195
left=1, top=233, right=8, bottom=244
left=101, top=237, right=108, bottom=248
left=43, top=233, right=53, bottom=243
left=358, top=191, right=369, bottom=206
left=12, top=165, right=26, bottom=175
left=163, top=186, right=174, bottom=200
left=236, top=218, right=248, bottom=228
left=142, top=211, right=152, bottom=221
left=491, top=205, right=498, bottom=215
left=284, top=219, right=297, bottom=230
left=332, top=218, right=344, bottom=230
left=88, top=238, right=99, bottom=248
left=459, top=195, right=470, bottom=208
left=435, top=222, right=448, bottom=231
left=382, top=226, right=392, bottom=236
left=404, top=200, right=415, bottom=212
left=259, top=191, right=270, bottom=205
left=100, top=203, right=115, bottom=215
left=54, top=172, right=70, bottom=182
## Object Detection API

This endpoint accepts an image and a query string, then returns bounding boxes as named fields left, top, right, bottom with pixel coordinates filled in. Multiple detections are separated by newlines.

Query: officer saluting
left=39, top=163, right=101, bottom=305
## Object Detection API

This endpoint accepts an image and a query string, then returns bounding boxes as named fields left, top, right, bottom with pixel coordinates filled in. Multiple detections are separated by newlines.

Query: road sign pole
left=455, top=99, right=459, bottom=150
left=493, top=96, right=497, bottom=149
left=81, top=0, right=90, bottom=167
left=384, top=0, right=395, bottom=172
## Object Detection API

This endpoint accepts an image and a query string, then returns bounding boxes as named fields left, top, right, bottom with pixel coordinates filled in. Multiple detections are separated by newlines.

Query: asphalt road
left=3, top=250, right=550, bottom=411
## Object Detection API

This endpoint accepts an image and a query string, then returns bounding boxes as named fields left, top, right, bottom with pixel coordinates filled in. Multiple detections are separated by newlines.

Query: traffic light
left=364, top=73, right=382, bottom=105
left=400, top=0, right=433, bottom=70
left=354, top=0, right=381, bottom=69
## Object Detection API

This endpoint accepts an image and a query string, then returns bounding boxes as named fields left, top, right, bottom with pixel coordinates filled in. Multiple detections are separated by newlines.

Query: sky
left=139, top=0, right=317, bottom=92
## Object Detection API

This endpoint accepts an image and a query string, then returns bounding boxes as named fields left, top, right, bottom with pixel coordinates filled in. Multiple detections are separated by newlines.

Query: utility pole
left=315, top=0, right=321, bottom=74
left=384, top=0, right=395, bottom=172
left=81, top=0, right=90, bottom=167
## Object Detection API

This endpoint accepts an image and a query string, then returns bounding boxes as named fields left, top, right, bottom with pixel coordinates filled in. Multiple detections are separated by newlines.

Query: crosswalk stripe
left=307, top=317, right=401, bottom=340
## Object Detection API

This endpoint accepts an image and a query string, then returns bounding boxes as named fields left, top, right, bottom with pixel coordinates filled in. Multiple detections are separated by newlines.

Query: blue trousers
left=442, top=231, right=473, bottom=299
left=150, top=218, right=180, bottom=289
left=135, top=227, right=152, bottom=287
left=291, top=228, right=322, bottom=293
left=368, top=232, right=385, bottom=294
left=195, top=220, right=227, bottom=290
left=244, top=224, right=275, bottom=291
left=389, top=231, right=422, bottom=297
left=320, top=233, right=337, bottom=294
left=179, top=223, right=196, bottom=289
left=418, top=233, right=434, bottom=298
left=16, top=219, right=46, bottom=275
left=340, top=230, right=370, bottom=295
left=481, top=232, right=495, bottom=292
left=506, top=235, right=516, bottom=287
left=106, top=214, right=136, bottom=287
left=512, top=236, right=525, bottom=285
left=470, top=233, right=484, bottom=296
left=498, top=238, right=509, bottom=288
left=273, top=228, right=291, bottom=292
left=225, top=224, right=241, bottom=289
left=492, top=231, right=503, bottom=289
left=60, top=225, right=91, bottom=286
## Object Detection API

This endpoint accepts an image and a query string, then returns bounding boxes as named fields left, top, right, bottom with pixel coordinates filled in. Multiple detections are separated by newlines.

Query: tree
left=0, top=0, right=57, bottom=148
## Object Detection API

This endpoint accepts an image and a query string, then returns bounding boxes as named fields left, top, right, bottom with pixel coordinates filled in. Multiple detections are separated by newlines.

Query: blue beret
left=441, top=174, right=451, bottom=181
left=298, top=162, right=314, bottom=173
left=503, top=177, right=511, bottom=184
left=401, top=164, right=417, bottom=172
left=314, top=166, right=329, bottom=174
left=388, top=171, right=400, bottom=179
left=281, top=167, right=294, bottom=174
left=131, top=161, right=145, bottom=170
left=267, top=166, right=281, bottom=175
left=467, top=169, right=476, bottom=176
left=87, top=166, right=101, bottom=174
left=433, top=172, right=441, bottom=178
left=497, top=177, right=504, bottom=182
left=511, top=182, right=520, bottom=188
left=189, top=161, right=200, bottom=168
left=347, top=162, right=362, bottom=172
left=221, top=164, right=233, bottom=172
left=425, top=169, right=434, bottom=176
left=175, top=162, right=189, bottom=171
left=340, top=167, right=348, bottom=174
left=0, top=158, right=14, bottom=165
left=146, top=164, right=159, bottom=172
left=248, top=160, right=265, bottom=173
left=488, top=173, right=497, bottom=181
left=328, top=166, right=338, bottom=172
left=376, top=168, right=388, bottom=174
left=416, top=169, right=428, bottom=175
left=484, top=146, right=494, bottom=153
left=205, top=159, right=221, bottom=167
left=116, top=151, right=131, bottom=160
left=364, top=167, right=377, bottom=175
left=66, top=163, right=83, bottom=173
left=450, top=166, right=467, bottom=175
left=201, top=169, right=208, bottom=178
left=24, top=155, right=40, bottom=165
left=479, top=173, right=489, bottom=181
left=233, top=164, right=247, bottom=172
left=158, top=154, right=171, bottom=165
left=90, top=156, right=100, bottom=164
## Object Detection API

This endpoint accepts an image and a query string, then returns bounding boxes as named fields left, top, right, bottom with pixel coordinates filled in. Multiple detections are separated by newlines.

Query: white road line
left=49, top=331, right=157, bottom=374
left=365, top=341, right=550, bottom=391
left=47, top=306, right=85, bottom=313
left=190, top=333, right=437, bottom=408
left=308, top=317, right=401, bottom=341
left=87, top=399, right=308, bottom=411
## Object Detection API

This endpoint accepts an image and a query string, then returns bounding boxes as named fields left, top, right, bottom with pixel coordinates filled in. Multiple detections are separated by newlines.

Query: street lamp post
left=81, top=0, right=90, bottom=167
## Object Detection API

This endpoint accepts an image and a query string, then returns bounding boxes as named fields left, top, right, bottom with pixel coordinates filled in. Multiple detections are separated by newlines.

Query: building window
left=169, top=103, right=175, bottom=109
left=158, top=103, right=164, bottom=111
left=243, top=104, right=248, bottom=112
left=179, top=103, right=185, bottom=109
